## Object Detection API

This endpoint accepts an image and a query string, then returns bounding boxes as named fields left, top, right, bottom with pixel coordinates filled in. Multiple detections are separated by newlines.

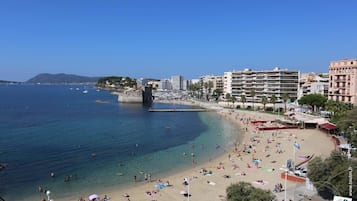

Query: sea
left=0, top=84, right=241, bottom=201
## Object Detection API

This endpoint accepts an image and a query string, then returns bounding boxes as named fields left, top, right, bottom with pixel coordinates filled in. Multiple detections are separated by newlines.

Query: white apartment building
left=298, top=73, right=329, bottom=99
left=224, top=67, right=299, bottom=103
left=159, top=79, right=172, bottom=90
left=171, top=75, right=183, bottom=90
left=328, top=59, right=357, bottom=105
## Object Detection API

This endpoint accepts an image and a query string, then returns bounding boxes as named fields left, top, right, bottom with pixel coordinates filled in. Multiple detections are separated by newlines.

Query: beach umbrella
left=89, top=194, right=100, bottom=201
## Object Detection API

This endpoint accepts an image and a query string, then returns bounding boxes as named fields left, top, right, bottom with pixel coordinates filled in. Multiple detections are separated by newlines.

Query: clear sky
left=1, top=0, right=357, bottom=81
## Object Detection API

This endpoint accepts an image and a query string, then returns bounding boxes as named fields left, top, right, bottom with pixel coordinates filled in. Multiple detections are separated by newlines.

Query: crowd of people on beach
left=273, top=183, right=284, bottom=193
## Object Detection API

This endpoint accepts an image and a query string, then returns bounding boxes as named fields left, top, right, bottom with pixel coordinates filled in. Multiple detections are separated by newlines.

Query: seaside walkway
left=148, top=108, right=215, bottom=112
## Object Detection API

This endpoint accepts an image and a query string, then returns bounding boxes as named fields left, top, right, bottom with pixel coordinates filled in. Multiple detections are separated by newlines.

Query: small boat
left=82, top=90, right=88, bottom=94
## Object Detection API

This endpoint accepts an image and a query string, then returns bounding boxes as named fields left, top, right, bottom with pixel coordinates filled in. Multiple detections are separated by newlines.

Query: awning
left=319, top=123, right=337, bottom=130
left=305, top=118, right=328, bottom=124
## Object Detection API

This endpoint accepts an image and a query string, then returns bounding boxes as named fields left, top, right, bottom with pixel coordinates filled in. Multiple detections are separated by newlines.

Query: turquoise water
left=0, top=85, right=240, bottom=200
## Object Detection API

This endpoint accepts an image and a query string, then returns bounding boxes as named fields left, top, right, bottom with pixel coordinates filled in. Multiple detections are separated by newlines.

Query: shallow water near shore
left=0, top=85, right=240, bottom=200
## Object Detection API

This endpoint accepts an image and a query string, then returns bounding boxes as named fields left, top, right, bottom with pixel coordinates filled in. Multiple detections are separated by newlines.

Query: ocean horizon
left=0, top=85, right=241, bottom=200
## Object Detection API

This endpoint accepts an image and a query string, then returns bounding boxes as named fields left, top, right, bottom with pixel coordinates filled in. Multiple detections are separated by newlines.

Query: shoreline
left=55, top=100, right=335, bottom=201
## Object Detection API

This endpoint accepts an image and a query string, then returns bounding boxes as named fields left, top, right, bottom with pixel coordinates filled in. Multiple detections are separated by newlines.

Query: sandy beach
left=56, top=101, right=335, bottom=201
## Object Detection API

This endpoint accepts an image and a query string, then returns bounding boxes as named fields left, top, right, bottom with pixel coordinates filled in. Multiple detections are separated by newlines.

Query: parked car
left=294, top=169, right=307, bottom=177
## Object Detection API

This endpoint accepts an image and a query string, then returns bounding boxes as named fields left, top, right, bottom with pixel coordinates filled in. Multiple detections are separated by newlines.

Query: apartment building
left=171, top=75, right=183, bottom=90
left=328, top=59, right=357, bottom=105
left=159, top=79, right=172, bottom=90
left=200, top=75, right=223, bottom=94
left=223, top=67, right=299, bottom=103
left=298, top=73, right=329, bottom=99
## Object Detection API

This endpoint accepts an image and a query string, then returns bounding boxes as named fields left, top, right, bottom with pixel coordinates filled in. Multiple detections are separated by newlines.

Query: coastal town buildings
left=200, top=75, right=224, bottom=95
left=328, top=59, right=357, bottom=105
left=298, top=73, right=329, bottom=99
left=171, top=75, right=184, bottom=90
left=137, top=78, right=160, bottom=89
left=223, top=67, right=299, bottom=103
left=159, top=79, right=172, bottom=90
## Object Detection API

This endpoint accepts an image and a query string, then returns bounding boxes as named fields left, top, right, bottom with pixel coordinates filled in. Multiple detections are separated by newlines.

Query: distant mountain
left=26, top=73, right=100, bottom=84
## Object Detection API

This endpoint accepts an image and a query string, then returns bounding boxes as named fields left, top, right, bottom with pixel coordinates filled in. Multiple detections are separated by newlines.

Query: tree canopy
left=96, top=76, right=136, bottom=88
left=226, top=182, right=275, bottom=201
left=225, top=93, right=231, bottom=100
left=334, top=107, right=357, bottom=149
left=307, top=151, right=357, bottom=200
left=325, top=100, right=354, bottom=122
left=298, top=93, right=327, bottom=112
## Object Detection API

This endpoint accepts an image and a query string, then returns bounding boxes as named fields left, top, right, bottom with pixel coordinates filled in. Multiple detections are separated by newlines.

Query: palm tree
left=251, top=90, right=256, bottom=111
left=213, top=89, right=223, bottom=101
left=225, top=93, right=231, bottom=107
left=208, top=81, right=214, bottom=94
left=270, top=95, right=277, bottom=113
left=240, top=95, right=246, bottom=109
left=282, top=93, right=290, bottom=112
left=261, top=96, right=268, bottom=111
left=231, top=96, right=237, bottom=108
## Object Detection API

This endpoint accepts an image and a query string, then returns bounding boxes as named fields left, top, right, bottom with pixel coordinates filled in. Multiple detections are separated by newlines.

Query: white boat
left=82, top=90, right=88, bottom=94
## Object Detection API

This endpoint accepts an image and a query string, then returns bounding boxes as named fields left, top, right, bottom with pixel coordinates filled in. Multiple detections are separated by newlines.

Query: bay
left=0, top=85, right=240, bottom=200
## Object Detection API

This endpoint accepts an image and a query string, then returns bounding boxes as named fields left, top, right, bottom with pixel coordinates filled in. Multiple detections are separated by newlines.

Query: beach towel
left=263, top=168, right=273, bottom=172
left=253, top=180, right=268, bottom=185
left=155, top=183, right=167, bottom=189
left=208, top=181, right=216, bottom=186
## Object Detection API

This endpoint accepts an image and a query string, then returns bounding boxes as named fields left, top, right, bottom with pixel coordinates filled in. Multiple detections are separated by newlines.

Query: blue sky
left=1, top=0, right=357, bottom=81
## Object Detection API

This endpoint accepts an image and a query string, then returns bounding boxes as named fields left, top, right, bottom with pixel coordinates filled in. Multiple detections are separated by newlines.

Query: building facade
left=298, top=73, right=329, bottom=99
left=328, top=59, right=357, bottom=105
left=223, top=67, right=299, bottom=103
left=159, top=79, right=172, bottom=90
left=171, top=75, right=183, bottom=90
left=200, top=75, right=224, bottom=95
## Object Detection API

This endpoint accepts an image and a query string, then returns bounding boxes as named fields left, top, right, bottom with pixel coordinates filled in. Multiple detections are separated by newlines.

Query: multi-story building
left=159, top=79, right=172, bottom=90
left=328, top=59, right=357, bottom=105
left=212, top=76, right=224, bottom=94
left=298, top=73, right=329, bottom=99
left=223, top=67, right=299, bottom=103
left=200, top=75, right=224, bottom=95
left=137, top=78, right=160, bottom=88
left=171, top=75, right=183, bottom=90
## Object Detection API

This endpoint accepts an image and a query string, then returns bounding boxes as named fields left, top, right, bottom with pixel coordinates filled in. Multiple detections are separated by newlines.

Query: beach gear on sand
left=253, top=180, right=268, bottom=185
left=180, top=191, right=191, bottom=197
left=155, top=183, right=167, bottom=189
left=263, top=168, right=273, bottom=172
left=88, top=194, right=100, bottom=201
left=207, top=181, right=216, bottom=186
